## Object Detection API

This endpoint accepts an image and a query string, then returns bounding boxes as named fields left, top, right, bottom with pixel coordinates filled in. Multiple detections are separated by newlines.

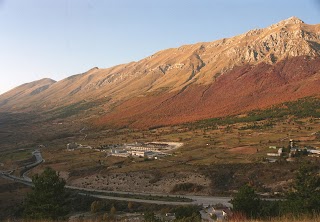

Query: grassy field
left=0, top=178, right=31, bottom=219
left=2, top=115, right=319, bottom=192
left=1, top=98, right=320, bottom=220
left=4, top=114, right=313, bottom=200
left=0, top=149, right=33, bottom=163
left=0, top=117, right=320, bottom=220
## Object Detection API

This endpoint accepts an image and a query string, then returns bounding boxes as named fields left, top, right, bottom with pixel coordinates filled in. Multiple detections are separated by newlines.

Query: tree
left=174, top=205, right=201, bottom=222
left=231, top=184, right=260, bottom=218
left=175, top=212, right=201, bottom=222
left=282, top=165, right=320, bottom=215
left=258, top=200, right=281, bottom=218
left=23, top=167, right=70, bottom=220
left=143, top=211, right=160, bottom=222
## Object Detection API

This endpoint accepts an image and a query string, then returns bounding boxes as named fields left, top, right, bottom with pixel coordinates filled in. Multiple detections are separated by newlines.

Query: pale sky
left=1, top=0, right=320, bottom=95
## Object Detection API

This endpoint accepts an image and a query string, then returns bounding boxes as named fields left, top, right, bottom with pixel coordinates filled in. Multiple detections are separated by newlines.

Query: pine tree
left=23, top=167, right=70, bottom=220
left=283, top=165, right=320, bottom=215
left=231, top=184, right=260, bottom=218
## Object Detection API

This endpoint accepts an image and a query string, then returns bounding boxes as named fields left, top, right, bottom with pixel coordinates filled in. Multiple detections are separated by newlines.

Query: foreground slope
left=1, top=17, right=320, bottom=127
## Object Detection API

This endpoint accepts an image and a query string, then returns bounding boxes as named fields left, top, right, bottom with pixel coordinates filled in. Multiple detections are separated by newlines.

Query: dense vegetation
left=192, top=97, right=320, bottom=128
left=231, top=164, right=320, bottom=220
left=173, top=205, right=202, bottom=222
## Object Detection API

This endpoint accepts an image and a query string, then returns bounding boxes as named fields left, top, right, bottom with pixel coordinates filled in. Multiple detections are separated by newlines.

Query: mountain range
left=1, top=17, right=320, bottom=128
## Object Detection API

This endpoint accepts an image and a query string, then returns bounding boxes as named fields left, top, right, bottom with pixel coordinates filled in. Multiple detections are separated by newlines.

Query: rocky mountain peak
left=268, top=16, right=304, bottom=30
left=282, top=16, right=304, bottom=24
left=212, top=17, right=317, bottom=68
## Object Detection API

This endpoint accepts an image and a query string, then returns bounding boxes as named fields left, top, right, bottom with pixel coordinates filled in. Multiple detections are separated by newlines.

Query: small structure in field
left=67, top=142, right=79, bottom=151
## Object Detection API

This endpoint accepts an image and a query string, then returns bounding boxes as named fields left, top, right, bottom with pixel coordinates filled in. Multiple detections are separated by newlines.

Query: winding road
left=22, top=149, right=43, bottom=181
left=0, top=149, right=232, bottom=207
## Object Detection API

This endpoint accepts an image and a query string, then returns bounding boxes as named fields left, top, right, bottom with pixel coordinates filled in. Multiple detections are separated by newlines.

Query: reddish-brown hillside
left=1, top=17, right=320, bottom=128
left=97, top=56, right=320, bottom=128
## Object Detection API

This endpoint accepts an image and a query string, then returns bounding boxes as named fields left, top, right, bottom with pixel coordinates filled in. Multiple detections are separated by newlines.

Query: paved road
left=0, top=149, right=43, bottom=184
left=185, top=195, right=231, bottom=207
left=22, top=149, right=43, bottom=181
left=2, top=171, right=232, bottom=206
left=0, top=172, right=33, bottom=186
left=78, top=192, right=192, bottom=206
left=66, top=185, right=232, bottom=207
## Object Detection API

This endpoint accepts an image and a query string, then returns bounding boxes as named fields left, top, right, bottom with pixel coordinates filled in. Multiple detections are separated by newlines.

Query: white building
left=126, top=145, right=160, bottom=152
left=129, top=150, right=153, bottom=157
left=308, top=149, right=320, bottom=155
left=111, top=149, right=127, bottom=154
